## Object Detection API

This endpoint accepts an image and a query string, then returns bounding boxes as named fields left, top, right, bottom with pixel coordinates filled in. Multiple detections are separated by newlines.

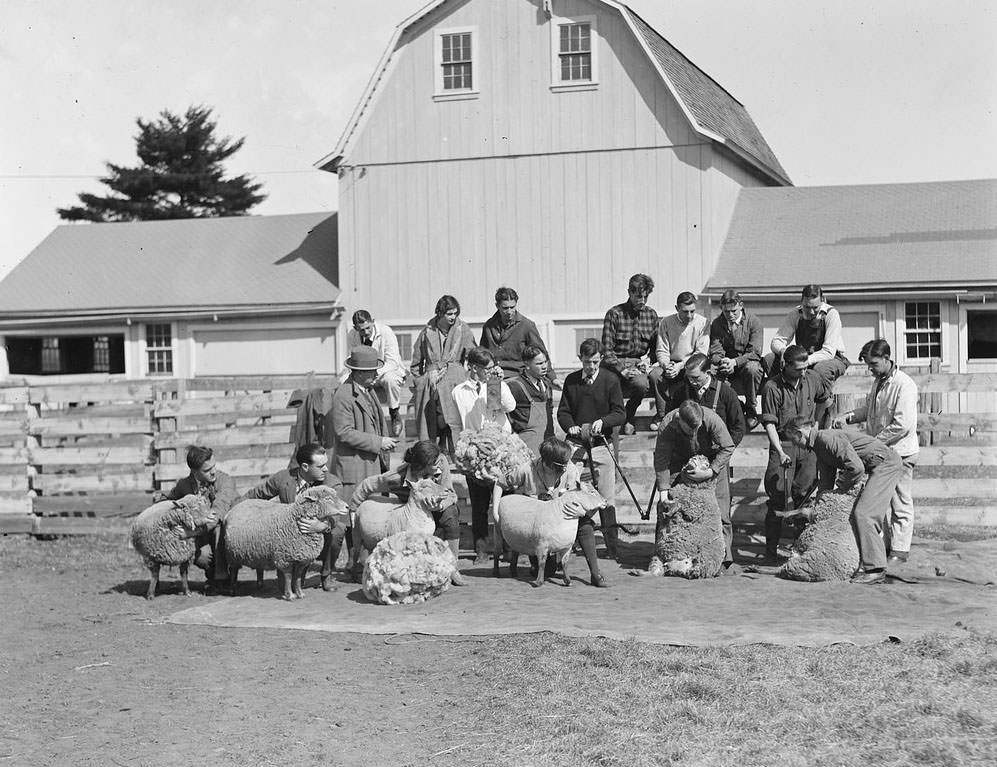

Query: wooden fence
left=0, top=370, right=994, bottom=535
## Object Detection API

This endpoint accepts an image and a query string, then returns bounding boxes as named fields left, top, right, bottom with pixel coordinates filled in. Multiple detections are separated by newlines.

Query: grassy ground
left=1, top=531, right=995, bottom=766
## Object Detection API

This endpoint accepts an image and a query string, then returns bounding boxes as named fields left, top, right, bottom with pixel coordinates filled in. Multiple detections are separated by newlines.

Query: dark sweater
left=479, top=311, right=553, bottom=379
left=681, top=375, right=746, bottom=447
left=556, top=370, right=626, bottom=437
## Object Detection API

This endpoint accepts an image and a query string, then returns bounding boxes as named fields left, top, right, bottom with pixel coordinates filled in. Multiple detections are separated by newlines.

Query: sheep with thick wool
left=130, top=494, right=216, bottom=600
left=492, top=488, right=607, bottom=587
left=649, top=456, right=725, bottom=579
left=778, top=489, right=861, bottom=581
left=352, top=478, right=459, bottom=582
left=362, top=531, right=456, bottom=605
left=224, top=485, right=348, bottom=600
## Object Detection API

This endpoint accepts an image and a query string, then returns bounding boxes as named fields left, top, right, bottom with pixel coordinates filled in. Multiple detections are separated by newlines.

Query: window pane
left=968, top=311, right=997, bottom=359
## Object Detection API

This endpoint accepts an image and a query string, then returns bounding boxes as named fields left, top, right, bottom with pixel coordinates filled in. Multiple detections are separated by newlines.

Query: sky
left=2, top=0, right=995, bottom=281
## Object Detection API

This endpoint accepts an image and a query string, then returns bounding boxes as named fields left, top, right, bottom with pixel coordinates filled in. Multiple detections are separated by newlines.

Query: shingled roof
left=319, top=0, right=789, bottom=185
left=706, top=179, right=997, bottom=294
left=0, top=212, right=339, bottom=319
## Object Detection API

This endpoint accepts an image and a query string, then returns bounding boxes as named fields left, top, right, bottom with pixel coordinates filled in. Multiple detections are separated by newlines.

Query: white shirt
left=345, top=321, right=403, bottom=376
left=451, top=378, right=516, bottom=433
left=852, top=365, right=920, bottom=457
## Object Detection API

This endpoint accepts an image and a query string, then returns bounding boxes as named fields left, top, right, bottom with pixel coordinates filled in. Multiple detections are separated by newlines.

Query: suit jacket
left=160, top=470, right=239, bottom=521
left=326, top=378, right=389, bottom=486
left=241, top=468, right=344, bottom=505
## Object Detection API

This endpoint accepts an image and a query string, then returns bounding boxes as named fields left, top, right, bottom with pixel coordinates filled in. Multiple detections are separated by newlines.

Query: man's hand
left=830, top=416, right=847, bottom=430
left=568, top=426, right=582, bottom=437
left=663, top=361, right=680, bottom=379
left=719, top=358, right=736, bottom=375
left=590, top=419, right=604, bottom=436
left=429, top=369, right=444, bottom=386
left=621, top=367, right=637, bottom=380
left=778, top=451, right=793, bottom=468
left=380, top=437, right=398, bottom=452
left=297, top=518, right=330, bottom=535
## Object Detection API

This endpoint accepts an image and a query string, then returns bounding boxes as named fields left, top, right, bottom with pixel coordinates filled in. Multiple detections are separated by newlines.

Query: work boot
left=474, top=538, right=490, bottom=565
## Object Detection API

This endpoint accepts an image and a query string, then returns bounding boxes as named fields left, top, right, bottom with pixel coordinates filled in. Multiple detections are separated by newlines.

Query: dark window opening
left=968, top=311, right=997, bottom=360
left=6, top=335, right=125, bottom=375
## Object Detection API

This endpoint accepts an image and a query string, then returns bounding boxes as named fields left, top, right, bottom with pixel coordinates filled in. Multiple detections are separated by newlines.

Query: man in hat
left=346, top=309, right=407, bottom=437
left=326, top=346, right=398, bottom=513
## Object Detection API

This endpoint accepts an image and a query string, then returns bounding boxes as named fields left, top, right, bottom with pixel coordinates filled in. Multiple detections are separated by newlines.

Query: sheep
left=362, top=531, right=457, bottom=605
left=492, top=488, right=608, bottom=587
left=130, top=494, right=216, bottom=600
left=224, top=485, right=348, bottom=600
left=649, top=456, right=725, bottom=579
left=778, top=489, right=861, bottom=581
left=351, top=478, right=459, bottom=582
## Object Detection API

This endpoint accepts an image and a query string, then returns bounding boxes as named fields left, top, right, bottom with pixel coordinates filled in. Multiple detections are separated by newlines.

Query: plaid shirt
left=601, top=301, right=659, bottom=373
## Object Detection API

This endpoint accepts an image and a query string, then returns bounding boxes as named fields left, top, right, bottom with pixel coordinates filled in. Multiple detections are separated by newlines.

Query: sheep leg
left=530, top=552, right=547, bottom=588
left=255, top=569, right=264, bottom=591
left=229, top=566, right=239, bottom=597
left=292, top=565, right=306, bottom=600
left=350, top=532, right=365, bottom=583
left=278, top=569, right=294, bottom=601
left=145, top=564, right=160, bottom=600
left=179, top=562, right=191, bottom=596
left=559, top=550, right=571, bottom=587
left=508, top=552, right=519, bottom=579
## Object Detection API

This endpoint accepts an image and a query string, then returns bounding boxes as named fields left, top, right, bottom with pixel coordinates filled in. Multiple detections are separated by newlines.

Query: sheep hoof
left=530, top=578, right=544, bottom=588
left=561, top=577, right=571, bottom=587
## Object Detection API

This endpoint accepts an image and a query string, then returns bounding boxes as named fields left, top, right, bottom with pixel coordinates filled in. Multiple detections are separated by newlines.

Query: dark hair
left=466, top=346, right=495, bottom=368
left=494, top=287, right=519, bottom=304
left=521, top=344, right=546, bottom=362
left=186, top=445, right=213, bottom=471
left=685, top=352, right=710, bottom=374
left=351, top=309, right=373, bottom=327
left=675, top=291, right=697, bottom=308
left=801, top=284, right=823, bottom=300
left=578, top=337, right=603, bottom=358
left=435, top=294, right=461, bottom=317
left=403, top=440, right=441, bottom=474
left=719, top=289, right=742, bottom=306
left=783, top=344, right=809, bottom=365
left=861, top=339, right=891, bottom=360
left=677, top=400, right=704, bottom=429
left=628, top=274, right=654, bottom=295
left=295, top=443, right=326, bottom=468
left=539, top=437, right=573, bottom=467
left=785, top=415, right=815, bottom=437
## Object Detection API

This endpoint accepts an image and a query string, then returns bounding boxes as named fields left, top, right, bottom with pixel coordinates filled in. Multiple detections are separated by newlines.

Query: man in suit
left=242, top=443, right=347, bottom=591
left=345, top=309, right=407, bottom=437
left=557, top=338, right=627, bottom=560
left=157, top=445, right=238, bottom=595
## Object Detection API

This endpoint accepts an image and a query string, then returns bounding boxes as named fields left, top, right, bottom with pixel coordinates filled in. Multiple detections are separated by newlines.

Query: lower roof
left=706, top=179, right=997, bottom=294
left=0, top=212, right=339, bottom=318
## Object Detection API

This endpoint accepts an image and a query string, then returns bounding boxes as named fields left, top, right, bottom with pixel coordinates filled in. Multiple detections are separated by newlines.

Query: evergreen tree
left=58, top=105, right=266, bottom=222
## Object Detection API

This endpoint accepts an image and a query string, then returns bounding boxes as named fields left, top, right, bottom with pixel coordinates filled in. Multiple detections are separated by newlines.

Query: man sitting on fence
left=709, top=290, right=765, bottom=429
left=156, top=445, right=238, bottom=595
left=345, top=309, right=407, bottom=438
left=833, top=339, right=919, bottom=564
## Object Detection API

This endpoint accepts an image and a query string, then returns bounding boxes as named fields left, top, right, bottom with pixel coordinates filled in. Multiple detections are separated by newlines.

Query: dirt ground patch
left=2, top=533, right=996, bottom=767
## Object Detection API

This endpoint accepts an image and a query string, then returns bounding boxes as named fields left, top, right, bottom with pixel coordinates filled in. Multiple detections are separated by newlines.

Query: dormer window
left=434, top=27, right=479, bottom=99
left=551, top=15, right=598, bottom=90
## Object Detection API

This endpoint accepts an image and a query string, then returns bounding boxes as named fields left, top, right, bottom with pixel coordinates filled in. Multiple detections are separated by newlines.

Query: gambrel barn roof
left=706, top=178, right=997, bottom=295
left=0, top=212, right=340, bottom=321
left=317, top=0, right=790, bottom=185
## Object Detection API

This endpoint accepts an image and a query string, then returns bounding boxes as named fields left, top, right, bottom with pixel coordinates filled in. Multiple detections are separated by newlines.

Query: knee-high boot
left=764, top=506, right=782, bottom=560
left=576, top=520, right=606, bottom=586
left=600, top=506, right=619, bottom=559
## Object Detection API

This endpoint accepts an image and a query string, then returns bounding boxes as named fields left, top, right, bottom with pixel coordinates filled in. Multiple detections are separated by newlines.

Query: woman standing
left=410, top=295, right=477, bottom=452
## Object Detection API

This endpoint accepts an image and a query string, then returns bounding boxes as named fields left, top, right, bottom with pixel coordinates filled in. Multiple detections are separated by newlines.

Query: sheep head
left=298, top=485, right=349, bottom=522
left=173, top=493, right=216, bottom=531
left=679, top=455, right=715, bottom=485
left=558, top=487, right=608, bottom=519
left=406, top=478, right=457, bottom=512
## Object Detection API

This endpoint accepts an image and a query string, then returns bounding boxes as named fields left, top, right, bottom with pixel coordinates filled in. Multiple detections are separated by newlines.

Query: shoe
left=622, top=422, right=636, bottom=436
left=473, top=538, right=490, bottom=566
left=887, top=552, right=909, bottom=564
left=744, top=413, right=759, bottom=431
left=649, top=420, right=662, bottom=432
left=591, top=573, right=610, bottom=588
left=320, top=574, right=337, bottom=592
left=850, top=570, right=886, bottom=585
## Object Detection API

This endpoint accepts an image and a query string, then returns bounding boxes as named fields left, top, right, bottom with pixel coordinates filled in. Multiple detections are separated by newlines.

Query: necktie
left=584, top=376, right=593, bottom=386
left=362, top=337, right=373, bottom=346
left=476, top=382, right=482, bottom=395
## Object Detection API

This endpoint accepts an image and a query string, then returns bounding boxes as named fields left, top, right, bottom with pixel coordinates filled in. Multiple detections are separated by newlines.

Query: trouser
left=318, top=518, right=350, bottom=577
left=467, top=475, right=494, bottom=545
left=538, top=514, right=601, bottom=579
left=374, top=367, right=406, bottom=410
left=852, top=452, right=905, bottom=571
left=433, top=503, right=461, bottom=542
left=193, top=523, right=227, bottom=581
left=652, top=369, right=687, bottom=419
left=572, top=443, right=618, bottom=555
left=717, top=361, right=764, bottom=412
left=762, top=353, right=849, bottom=387
left=884, top=454, right=917, bottom=555
left=763, top=443, right=817, bottom=555
left=608, top=361, right=663, bottom=423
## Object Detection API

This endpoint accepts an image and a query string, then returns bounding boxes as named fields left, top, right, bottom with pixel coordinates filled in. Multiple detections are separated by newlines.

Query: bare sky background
left=2, top=0, right=995, bottom=281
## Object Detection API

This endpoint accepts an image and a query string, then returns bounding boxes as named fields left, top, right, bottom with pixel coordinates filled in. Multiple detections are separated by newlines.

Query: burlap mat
left=168, top=537, right=996, bottom=647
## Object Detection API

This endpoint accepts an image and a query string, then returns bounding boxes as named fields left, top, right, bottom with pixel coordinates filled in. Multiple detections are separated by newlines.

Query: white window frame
left=550, top=14, right=598, bottom=91
left=143, top=321, right=175, bottom=377
left=898, top=300, right=948, bottom=367
left=433, top=26, right=479, bottom=101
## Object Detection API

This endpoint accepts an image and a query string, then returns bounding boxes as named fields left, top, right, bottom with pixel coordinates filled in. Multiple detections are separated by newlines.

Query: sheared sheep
left=224, top=485, right=348, bottom=600
left=362, top=531, right=456, bottom=605
left=778, top=489, right=860, bottom=581
left=649, top=456, right=725, bottom=579
left=130, top=494, right=216, bottom=600
left=352, top=478, right=459, bottom=582
left=492, top=488, right=608, bottom=587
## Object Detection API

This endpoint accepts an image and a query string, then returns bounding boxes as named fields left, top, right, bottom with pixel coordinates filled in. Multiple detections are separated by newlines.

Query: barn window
left=574, top=327, right=603, bottom=352
left=903, top=302, right=941, bottom=360
left=6, top=334, right=125, bottom=375
left=967, top=311, right=997, bottom=360
left=395, top=332, right=413, bottom=362
left=146, top=323, right=174, bottom=376
left=434, top=28, right=478, bottom=97
left=551, top=16, right=597, bottom=89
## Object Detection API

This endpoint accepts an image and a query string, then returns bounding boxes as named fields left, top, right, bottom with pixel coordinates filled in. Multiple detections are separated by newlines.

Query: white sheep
left=778, top=489, right=861, bottom=581
left=351, top=478, right=458, bottom=581
left=130, top=494, right=216, bottom=600
left=492, top=488, right=607, bottom=587
left=224, top=485, right=348, bottom=600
